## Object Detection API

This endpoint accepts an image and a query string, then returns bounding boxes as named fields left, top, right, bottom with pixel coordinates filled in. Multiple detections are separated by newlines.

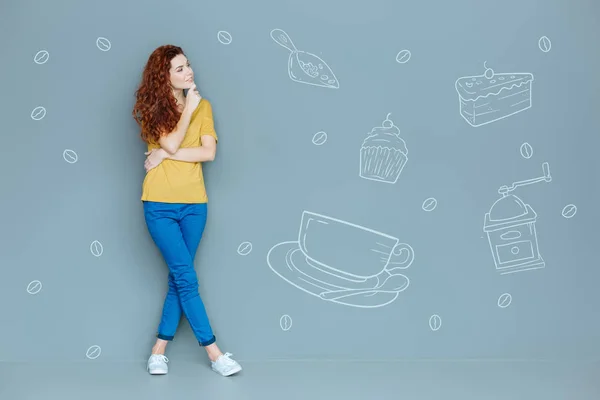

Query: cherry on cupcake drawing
left=382, top=113, right=394, bottom=128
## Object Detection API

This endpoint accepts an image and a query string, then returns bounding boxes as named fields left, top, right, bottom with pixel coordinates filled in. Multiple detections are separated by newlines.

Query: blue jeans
left=143, top=201, right=216, bottom=347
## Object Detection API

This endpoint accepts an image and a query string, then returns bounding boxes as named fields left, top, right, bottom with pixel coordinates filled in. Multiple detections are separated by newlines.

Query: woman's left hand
left=144, top=148, right=167, bottom=172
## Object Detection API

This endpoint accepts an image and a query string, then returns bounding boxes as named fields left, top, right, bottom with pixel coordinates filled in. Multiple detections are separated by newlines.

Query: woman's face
left=169, top=54, right=194, bottom=89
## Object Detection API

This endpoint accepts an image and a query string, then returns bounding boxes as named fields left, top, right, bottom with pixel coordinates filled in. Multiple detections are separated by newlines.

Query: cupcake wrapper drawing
left=360, top=147, right=408, bottom=184
left=359, top=113, right=408, bottom=184
left=270, top=28, right=339, bottom=89
left=455, top=62, right=534, bottom=127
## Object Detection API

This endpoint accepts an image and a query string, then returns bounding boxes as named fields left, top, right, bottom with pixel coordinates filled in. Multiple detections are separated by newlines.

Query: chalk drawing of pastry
left=270, top=28, right=339, bottom=89
left=359, top=113, right=408, bottom=184
left=455, top=61, right=534, bottom=127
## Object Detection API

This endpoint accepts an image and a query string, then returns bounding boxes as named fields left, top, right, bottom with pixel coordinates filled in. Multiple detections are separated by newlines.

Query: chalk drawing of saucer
left=267, top=241, right=409, bottom=308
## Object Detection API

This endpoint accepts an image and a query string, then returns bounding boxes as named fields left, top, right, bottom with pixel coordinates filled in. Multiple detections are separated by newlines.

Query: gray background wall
left=1, top=0, right=598, bottom=363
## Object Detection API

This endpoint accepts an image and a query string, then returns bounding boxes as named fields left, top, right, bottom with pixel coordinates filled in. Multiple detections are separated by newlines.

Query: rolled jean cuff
left=199, top=335, right=216, bottom=347
left=157, top=333, right=174, bottom=341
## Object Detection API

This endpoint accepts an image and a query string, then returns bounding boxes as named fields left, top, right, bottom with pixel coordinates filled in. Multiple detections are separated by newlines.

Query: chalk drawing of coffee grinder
left=483, top=162, right=551, bottom=275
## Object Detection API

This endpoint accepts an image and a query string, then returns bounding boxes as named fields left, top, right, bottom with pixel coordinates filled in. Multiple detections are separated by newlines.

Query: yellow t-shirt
left=141, top=98, right=218, bottom=204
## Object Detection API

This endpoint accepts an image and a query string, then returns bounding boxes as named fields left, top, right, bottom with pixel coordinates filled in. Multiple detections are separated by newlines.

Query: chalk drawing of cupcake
left=359, top=113, right=408, bottom=184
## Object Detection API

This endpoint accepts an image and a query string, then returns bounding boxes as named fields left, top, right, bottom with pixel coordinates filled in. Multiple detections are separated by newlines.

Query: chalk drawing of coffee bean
left=280, top=314, right=292, bottom=331
left=429, top=314, right=442, bottom=331
left=85, top=345, right=102, bottom=359
left=217, top=30, right=232, bottom=45
left=561, top=204, right=577, bottom=218
left=34, top=50, right=49, bottom=64
left=538, top=36, right=551, bottom=53
left=63, top=149, right=78, bottom=164
left=90, top=240, right=103, bottom=257
left=27, top=280, right=42, bottom=295
left=498, top=293, right=512, bottom=308
left=31, top=106, right=46, bottom=120
left=312, top=131, right=327, bottom=146
left=395, top=50, right=411, bottom=64
left=237, top=241, right=252, bottom=255
left=96, top=37, right=111, bottom=52
left=520, top=142, right=533, bottom=159
left=422, top=197, right=437, bottom=212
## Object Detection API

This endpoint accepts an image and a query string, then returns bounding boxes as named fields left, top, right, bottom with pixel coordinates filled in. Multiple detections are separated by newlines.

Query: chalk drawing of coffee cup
left=266, top=210, right=414, bottom=308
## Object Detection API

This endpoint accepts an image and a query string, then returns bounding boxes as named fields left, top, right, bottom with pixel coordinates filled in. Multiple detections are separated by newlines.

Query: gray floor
left=1, top=360, right=598, bottom=400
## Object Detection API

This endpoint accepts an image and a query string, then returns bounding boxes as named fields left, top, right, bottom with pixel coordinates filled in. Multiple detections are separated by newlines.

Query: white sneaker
left=147, top=354, right=169, bottom=375
left=211, top=352, right=242, bottom=377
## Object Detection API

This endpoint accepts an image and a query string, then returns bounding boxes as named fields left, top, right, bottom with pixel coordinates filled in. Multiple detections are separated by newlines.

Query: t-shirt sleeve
left=200, top=100, right=218, bottom=143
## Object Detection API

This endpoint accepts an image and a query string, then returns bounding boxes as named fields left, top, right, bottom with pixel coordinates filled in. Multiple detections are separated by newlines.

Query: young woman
left=131, top=44, right=241, bottom=377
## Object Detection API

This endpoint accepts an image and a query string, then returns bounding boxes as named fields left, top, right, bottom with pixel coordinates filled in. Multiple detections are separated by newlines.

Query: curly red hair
left=132, top=44, right=186, bottom=144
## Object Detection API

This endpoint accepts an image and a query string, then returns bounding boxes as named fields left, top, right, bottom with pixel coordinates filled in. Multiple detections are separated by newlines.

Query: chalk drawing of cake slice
left=359, top=113, right=408, bottom=184
left=270, top=28, right=339, bottom=89
left=455, top=62, right=534, bottom=127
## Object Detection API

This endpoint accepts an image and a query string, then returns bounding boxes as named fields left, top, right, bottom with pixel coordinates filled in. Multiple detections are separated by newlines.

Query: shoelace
left=218, top=352, right=236, bottom=365
left=150, top=354, right=169, bottom=365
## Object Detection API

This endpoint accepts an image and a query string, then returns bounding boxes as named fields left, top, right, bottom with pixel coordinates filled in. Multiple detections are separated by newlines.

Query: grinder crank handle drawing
left=498, top=162, right=551, bottom=195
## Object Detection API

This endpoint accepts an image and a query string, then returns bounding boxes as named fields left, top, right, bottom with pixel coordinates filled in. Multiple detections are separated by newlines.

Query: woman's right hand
left=185, top=83, right=202, bottom=111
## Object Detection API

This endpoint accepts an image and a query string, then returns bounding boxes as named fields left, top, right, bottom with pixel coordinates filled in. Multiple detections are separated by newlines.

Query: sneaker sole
left=214, top=365, right=242, bottom=377
left=148, top=369, right=168, bottom=375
